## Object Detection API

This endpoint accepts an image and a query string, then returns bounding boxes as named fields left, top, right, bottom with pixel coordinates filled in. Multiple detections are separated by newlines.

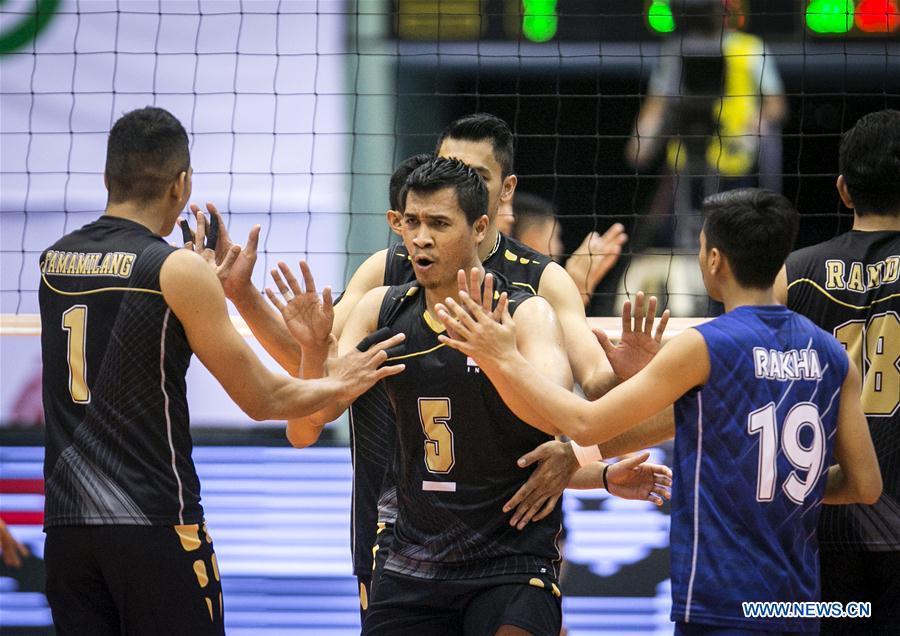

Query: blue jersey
left=671, top=305, right=849, bottom=632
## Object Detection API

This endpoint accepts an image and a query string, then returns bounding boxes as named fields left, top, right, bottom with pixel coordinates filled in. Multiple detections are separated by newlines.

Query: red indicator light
left=855, top=0, right=900, bottom=32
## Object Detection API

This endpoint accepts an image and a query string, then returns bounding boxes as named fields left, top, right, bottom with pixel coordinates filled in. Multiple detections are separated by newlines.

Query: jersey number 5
left=62, top=305, right=91, bottom=404
left=418, top=397, right=455, bottom=474
left=748, top=402, right=825, bottom=504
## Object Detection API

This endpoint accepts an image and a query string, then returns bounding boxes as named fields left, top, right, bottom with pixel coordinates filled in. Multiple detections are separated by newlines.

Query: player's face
left=401, top=187, right=487, bottom=289
left=438, top=138, right=515, bottom=221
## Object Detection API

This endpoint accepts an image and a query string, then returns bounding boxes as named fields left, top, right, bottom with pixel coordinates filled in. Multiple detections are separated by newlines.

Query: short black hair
left=435, top=113, right=515, bottom=178
left=105, top=107, right=190, bottom=204
left=401, top=157, right=488, bottom=224
left=389, top=153, right=432, bottom=211
left=839, top=109, right=900, bottom=216
left=511, top=191, right=557, bottom=241
left=702, top=188, right=798, bottom=289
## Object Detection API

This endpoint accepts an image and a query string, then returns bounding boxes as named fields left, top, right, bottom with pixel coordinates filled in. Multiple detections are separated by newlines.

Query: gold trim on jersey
left=422, top=309, right=446, bottom=334
left=511, top=281, right=537, bottom=295
left=386, top=341, right=447, bottom=362
left=41, top=272, right=162, bottom=296
left=787, top=278, right=900, bottom=311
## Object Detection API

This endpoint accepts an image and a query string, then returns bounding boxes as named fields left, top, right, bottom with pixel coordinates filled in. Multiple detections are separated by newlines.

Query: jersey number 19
left=748, top=402, right=825, bottom=504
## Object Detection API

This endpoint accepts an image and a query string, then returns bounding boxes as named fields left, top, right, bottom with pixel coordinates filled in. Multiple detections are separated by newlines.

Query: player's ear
left=500, top=174, right=517, bottom=204
left=171, top=169, right=190, bottom=203
left=386, top=209, right=403, bottom=236
left=473, top=214, right=489, bottom=241
left=708, top=246, right=721, bottom=275
left=836, top=175, right=854, bottom=210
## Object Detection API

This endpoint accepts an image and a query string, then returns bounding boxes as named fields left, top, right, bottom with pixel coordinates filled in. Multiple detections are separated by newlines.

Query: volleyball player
left=774, top=108, right=900, bottom=634
left=38, top=107, right=403, bottom=635
left=438, top=188, right=882, bottom=633
left=273, top=157, right=574, bottom=635
left=211, top=113, right=670, bottom=616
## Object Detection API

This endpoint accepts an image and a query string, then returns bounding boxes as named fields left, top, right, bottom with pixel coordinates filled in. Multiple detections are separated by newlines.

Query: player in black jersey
left=38, top=107, right=404, bottom=635
left=268, top=158, right=671, bottom=635
left=774, top=109, right=900, bottom=635
left=212, top=113, right=670, bottom=619
left=270, top=157, right=571, bottom=635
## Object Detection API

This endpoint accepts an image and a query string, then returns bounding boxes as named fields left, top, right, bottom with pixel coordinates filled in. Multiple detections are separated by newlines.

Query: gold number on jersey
left=418, top=397, right=455, bottom=474
left=834, top=311, right=899, bottom=416
left=62, top=305, right=91, bottom=404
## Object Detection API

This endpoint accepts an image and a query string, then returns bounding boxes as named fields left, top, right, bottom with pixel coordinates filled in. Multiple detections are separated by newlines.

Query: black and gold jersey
left=39, top=216, right=201, bottom=528
left=376, top=277, right=561, bottom=581
left=347, top=233, right=551, bottom=575
left=785, top=229, right=899, bottom=550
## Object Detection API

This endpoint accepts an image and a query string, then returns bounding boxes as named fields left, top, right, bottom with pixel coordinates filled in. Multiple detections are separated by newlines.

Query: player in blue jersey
left=437, top=187, right=882, bottom=634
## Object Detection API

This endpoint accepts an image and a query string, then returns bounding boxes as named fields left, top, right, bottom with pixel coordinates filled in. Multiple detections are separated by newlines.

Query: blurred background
left=1, top=1, right=897, bottom=634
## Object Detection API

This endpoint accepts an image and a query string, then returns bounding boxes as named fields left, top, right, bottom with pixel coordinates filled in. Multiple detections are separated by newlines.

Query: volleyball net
left=1, top=0, right=897, bottom=420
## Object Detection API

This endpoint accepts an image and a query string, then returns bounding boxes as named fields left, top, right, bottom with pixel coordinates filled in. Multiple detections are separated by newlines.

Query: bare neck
left=478, top=224, right=500, bottom=260
left=852, top=213, right=900, bottom=232
left=423, top=262, right=484, bottom=317
left=722, top=285, right=779, bottom=313
left=104, top=201, right=171, bottom=236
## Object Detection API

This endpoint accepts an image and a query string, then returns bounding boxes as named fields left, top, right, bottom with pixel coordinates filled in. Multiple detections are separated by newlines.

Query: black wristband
left=602, top=463, right=610, bottom=491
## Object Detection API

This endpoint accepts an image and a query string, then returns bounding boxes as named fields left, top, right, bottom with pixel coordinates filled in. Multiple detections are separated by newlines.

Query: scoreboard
left=392, top=0, right=899, bottom=41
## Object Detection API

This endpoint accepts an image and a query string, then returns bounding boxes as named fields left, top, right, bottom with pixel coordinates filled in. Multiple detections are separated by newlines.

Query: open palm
left=266, top=260, right=334, bottom=350
left=595, top=291, right=670, bottom=381
left=606, top=452, right=672, bottom=506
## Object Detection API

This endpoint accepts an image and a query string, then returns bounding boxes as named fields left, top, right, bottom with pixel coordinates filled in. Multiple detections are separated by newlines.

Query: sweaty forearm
left=231, top=288, right=303, bottom=373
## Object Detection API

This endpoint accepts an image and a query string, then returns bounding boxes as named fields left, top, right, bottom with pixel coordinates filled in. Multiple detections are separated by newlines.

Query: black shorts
left=45, top=524, right=224, bottom=636
left=360, top=521, right=395, bottom=625
left=820, top=549, right=900, bottom=635
left=363, top=570, right=561, bottom=636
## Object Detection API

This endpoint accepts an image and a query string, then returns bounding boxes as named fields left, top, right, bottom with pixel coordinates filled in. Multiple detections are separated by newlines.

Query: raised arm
left=203, top=203, right=389, bottom=372
left=160, top=249, right=401, bottom=422
left=823, top=361, right=882, bottom=505
left=438, top=288, right=707, bottom=447
left=280, top=285, right=391, bottom=447
left=537, top=263, right=617, bottom=399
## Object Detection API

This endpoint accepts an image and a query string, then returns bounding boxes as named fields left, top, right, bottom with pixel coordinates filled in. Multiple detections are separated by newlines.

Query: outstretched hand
left=606, top=452, right=672, bottom=506
left=327, top=331, right=407, bottom=403
left=565, top=223, right=628, bottom=304
left=188, top=203, right=261, bottom=300
left=265, top=260, right=334, bottom=351
left=180, top=205, right=241, bottom=282
left=595, top=291, right=670, bottom=381
left=435, top=268, right=517, bottom=368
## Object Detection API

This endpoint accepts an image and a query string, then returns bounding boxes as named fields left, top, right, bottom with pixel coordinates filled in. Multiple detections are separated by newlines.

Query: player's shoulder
left=484, top=234, right=551, bottom=293
left=496, top=234, right=550, bottom=267
left=383, top=241, right=415, bottom=286
left=787, top=233, right=849, bottom=268
left=376, top=281, right=419, bottom=327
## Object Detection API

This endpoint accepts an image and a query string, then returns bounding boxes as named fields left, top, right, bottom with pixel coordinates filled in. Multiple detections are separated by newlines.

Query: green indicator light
left=522, top=0, right=558, bottom=42
left=806, top=0, right=854, bottom=33
left=648, top=0, right=676, bottom=33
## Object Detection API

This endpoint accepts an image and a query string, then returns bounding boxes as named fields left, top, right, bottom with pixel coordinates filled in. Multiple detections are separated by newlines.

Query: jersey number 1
left=62, top=305, right=91, bottom=404
left=747, top=402, right=825, bottom=504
